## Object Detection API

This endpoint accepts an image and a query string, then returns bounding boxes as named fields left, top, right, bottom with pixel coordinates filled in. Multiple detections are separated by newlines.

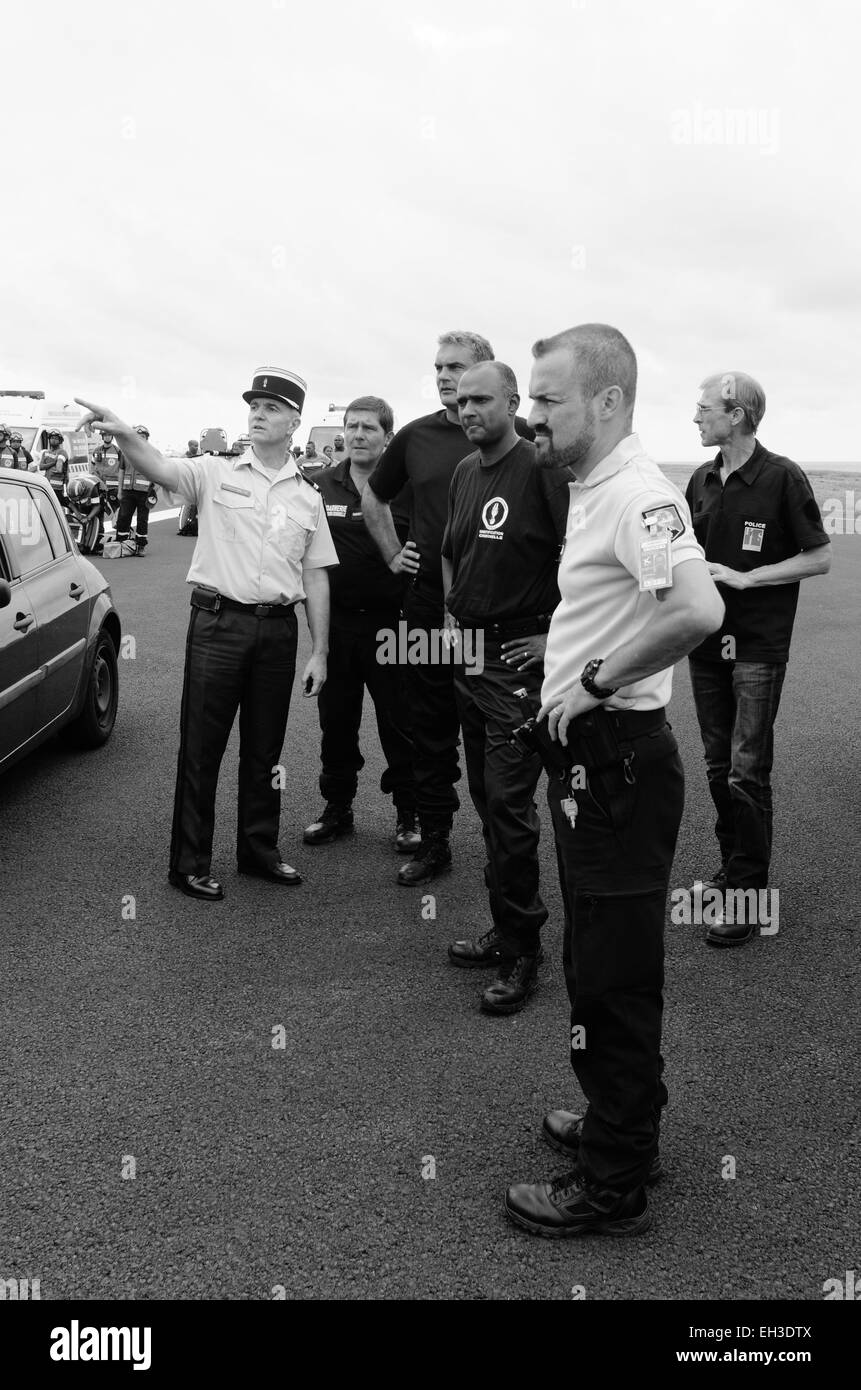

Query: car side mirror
left=0, top=578, right=11, bottom=609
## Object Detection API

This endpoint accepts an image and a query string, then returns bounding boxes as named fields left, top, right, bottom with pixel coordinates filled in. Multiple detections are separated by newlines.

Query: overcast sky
left=3, top=0, right=858, bottom=458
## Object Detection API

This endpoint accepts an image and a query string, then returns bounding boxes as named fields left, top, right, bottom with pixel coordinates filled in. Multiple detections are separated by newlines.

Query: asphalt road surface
left=1, top=514, right=858, bottom=1301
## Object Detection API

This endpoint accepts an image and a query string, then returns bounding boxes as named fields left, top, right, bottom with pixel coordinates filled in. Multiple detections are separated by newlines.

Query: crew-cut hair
left=344, top=395, right=395, bottom=435
left=438, top=331, right=495, bottom=364
left=532, top=323, right=638, bottom=408
left=701, top=372, right=766, bottom=433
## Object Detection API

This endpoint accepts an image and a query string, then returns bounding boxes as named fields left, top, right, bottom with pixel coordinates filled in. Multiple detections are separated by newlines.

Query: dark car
left=0, top=466, right=121, bottom=773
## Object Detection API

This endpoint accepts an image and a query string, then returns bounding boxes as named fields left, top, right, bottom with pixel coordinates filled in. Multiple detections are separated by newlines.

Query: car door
left=0, top=483, right=41, bottom=765
left=1, top=480, right=89, bottom=732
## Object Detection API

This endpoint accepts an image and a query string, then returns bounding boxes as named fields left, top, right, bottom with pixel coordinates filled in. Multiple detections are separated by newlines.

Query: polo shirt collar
left=576, top=433, right=644, bottom=488
left=712, top=439, right=766, bottom=486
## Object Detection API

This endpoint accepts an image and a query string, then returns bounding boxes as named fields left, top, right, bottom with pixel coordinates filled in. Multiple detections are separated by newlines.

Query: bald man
left=441, top=362, right=570, bottom=1014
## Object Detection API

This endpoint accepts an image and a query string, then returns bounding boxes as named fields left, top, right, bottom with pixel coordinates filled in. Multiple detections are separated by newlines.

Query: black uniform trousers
left=454, top=648, right=547, bottom=957
left=547, top=712, right=684, bottom=1194
left=403, top=585, right=461, bottom=833
left=317, top=606, right=415, bottom=812
left=170, top=601, right=298, bottom=875
left=116, top=490, right=150, bottom=547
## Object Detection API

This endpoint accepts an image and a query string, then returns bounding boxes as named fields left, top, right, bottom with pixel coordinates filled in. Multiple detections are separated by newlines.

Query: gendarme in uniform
left=168, top=367, right=338, bottom=893
left=541, top=433, right=703, bottom=1191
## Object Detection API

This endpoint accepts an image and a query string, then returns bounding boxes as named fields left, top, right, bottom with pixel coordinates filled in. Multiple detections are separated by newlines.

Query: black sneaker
left=394, top=812, right=421, bottom=855
left=480, top=953, right=541, bottom=1015
left=505, top=1170, right=651, bottom=1238
left=396, top=831, right=452, bottom=885
left=303, top=804, right=354, bottom=845
left=448, top=926, right=504, bottom=968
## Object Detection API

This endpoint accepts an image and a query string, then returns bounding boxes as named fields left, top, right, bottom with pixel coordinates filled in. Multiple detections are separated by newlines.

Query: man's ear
left=599, top=385, right=624, bottom=419
left=508, top=393, right=521, bottom=417
left=383, top=430, right=394, bottom=448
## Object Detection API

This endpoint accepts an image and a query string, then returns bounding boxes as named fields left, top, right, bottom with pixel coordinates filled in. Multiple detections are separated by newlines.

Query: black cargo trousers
left=547, top=708, right=684, bottom=1195
left=454, top=645, right=547, bottom=958
left=402, top=584, right=462, bottom=833
left=169, top=593, right=299, bottom=876
left=316, top=605, right=415, bottom=815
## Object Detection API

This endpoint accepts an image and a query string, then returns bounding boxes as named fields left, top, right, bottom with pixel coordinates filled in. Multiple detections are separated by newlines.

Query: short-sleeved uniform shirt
left=367, top=409, right=534, bottom=597
left=542, top=434, right=706, bottom=713
left=441, top=438, right=570, bottom=623
left=685, top=441, right=829, bottom=663
left=172, top=447, right=338, bottom=605
left=314, top=456, right=406, bottom=613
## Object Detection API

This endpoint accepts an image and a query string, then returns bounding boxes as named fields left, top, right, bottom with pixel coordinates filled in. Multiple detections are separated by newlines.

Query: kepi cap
left=243, top=366, right=307, bottom=414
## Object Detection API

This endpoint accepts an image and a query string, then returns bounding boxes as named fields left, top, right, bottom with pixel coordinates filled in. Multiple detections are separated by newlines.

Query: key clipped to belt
left=561, top=782, right=579, bottom=832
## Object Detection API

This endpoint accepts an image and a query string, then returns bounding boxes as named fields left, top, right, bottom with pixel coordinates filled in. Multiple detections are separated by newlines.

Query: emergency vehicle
left=0, top=390, right=91, bottom=479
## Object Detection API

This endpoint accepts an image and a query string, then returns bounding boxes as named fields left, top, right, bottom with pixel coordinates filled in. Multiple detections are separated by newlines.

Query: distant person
left=186, top=439, right=200, bottom=457
left=292, top=446, right=304, bottom=460
left=332, top=432, right=347, bottom=463
left=91, top=430, right=124, bottom=497
left=304, top=441, right=319, bottom=465
left=8, top=432, right=33, bottom=469
left=0, top=429, right=15, bottom=468
left=322, top=444, right=335, bottom=466
left=38, top=430, right=71, bottom=498
left=116, top=424, right=156, bottom=554
left=363, top=330, right=534, bottom=886
left=303, top=395, right=419, bottom=854
left=686, top=372, right=831, bottom=946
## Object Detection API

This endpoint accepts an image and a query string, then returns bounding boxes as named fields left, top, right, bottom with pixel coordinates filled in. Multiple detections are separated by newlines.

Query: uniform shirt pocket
left=213, top=490, right=254, bottom=542
left=269, top=495, right=315, bottom=563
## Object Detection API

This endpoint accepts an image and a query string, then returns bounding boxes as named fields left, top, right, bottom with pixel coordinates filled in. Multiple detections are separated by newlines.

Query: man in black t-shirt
left=441, top=362, right=569, bottom=1013
left=687, top=371, right=831, bottom=944
left=301, top=396, right=419, bottom=853
left=363, top=330, right=534, bottom=885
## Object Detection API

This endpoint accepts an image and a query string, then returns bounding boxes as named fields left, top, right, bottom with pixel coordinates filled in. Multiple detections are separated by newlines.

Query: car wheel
left=62, top=630, right=119, bottom=748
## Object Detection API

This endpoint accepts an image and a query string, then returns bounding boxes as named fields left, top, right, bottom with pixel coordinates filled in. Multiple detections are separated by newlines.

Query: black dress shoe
left=505, top=1170, right=651, bottom=1238
left=542, top=1110, right=663, bottom=1185
left=237, top=860, right=302, bottom=885
left=705, top=911, right=755, bottom=947
left=168, top=870, right=224, bottom=901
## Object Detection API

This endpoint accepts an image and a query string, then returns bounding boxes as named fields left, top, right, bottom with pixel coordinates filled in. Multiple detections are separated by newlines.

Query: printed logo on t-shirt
left=478, top=496, right=508, bottom=541
left=742, top=521, right=765, bottom=552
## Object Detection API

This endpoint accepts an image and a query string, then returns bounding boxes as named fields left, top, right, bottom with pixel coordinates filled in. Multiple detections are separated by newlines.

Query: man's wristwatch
left=580, top=658, right=619, bottom=700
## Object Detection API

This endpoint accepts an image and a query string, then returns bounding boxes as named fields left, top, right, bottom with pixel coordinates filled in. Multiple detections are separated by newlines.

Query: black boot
left=396, top=829, right=452, bottom=885
left=303, top=803, right=354, bottom=845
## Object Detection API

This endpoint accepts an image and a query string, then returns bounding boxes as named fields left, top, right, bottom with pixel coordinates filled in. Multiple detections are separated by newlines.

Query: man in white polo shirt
left=76, top=368, right=338, bottom=902
left=504, top=324, right=724, bottom=1239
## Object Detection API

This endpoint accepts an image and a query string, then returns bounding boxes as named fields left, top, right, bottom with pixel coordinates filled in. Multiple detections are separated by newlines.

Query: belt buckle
left=254, top=603, right=269, bottom=618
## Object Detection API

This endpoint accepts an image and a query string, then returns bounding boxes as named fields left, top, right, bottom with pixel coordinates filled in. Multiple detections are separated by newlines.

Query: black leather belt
left=574, top=707, right=667, bottom=739
left=455, top=613, right=552, bottom=640
left=190, top=587, right=296, bottom=619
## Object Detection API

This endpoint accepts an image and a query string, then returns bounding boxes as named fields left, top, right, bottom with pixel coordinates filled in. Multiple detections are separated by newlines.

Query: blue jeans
left=688, top=659, right=787, bottom=889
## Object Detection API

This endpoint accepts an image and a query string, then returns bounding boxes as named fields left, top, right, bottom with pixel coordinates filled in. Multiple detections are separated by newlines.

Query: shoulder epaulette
left=298, top=467, right=321, bottom=492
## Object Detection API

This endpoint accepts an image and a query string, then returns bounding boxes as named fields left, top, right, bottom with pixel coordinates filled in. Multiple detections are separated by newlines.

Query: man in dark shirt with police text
left=303, top=397, right=419, bottom=853
left=687, top=371, right=831, bottom=945
left=363, top=330, right=533, bottom=886
left=442, top=362, right=569, bottom=1014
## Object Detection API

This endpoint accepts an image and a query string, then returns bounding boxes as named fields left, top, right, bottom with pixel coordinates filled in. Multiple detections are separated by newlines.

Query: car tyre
left=61, top=630, right=119, bottom=749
